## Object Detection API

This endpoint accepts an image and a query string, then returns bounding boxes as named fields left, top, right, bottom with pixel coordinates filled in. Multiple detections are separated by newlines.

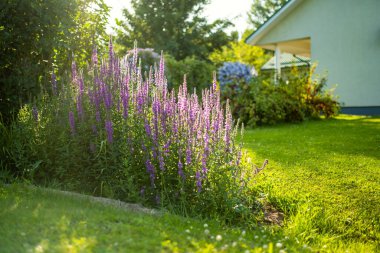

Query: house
left=245, top=0, right=380, bottom=115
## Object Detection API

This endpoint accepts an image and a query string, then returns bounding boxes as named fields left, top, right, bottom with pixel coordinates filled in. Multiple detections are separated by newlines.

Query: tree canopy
left=209, top=30, right=270, bottom=72
left=248, top=0, right=288, bottom=30
left=115, top=0, right=237, bottom=60
left=0, top=0, right=109, bottom=123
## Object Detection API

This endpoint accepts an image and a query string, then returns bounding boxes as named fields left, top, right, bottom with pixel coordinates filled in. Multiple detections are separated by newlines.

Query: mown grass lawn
left=243, top=115, right=380, bottom=252
left=0, top=184, right=300, bottom=253
left=0, top=115, right=379, bottom=252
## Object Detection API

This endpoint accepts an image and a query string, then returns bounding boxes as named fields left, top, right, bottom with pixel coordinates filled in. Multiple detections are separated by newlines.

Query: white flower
left=185, top=229, right=190, bottom=233
left=204, top=229, right=210, bottom=235
left=276, top=242, right=283, bottom=248
left=232, top=242, right=237, bottom=247
left=241, top=230, right=246, bottom=236
left=204, top=223, right=208, bottom=228
left=216, top=235, right=222, bottom=241
left=263, top=244, right=268, bottom=249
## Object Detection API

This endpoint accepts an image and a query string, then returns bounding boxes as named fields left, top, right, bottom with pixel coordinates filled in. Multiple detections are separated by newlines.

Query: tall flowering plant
left=16, top=40, right=265, bottom=220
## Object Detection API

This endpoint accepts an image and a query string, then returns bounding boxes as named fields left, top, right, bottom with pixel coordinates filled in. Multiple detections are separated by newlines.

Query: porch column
left=274, top=44, right=281, bottom=82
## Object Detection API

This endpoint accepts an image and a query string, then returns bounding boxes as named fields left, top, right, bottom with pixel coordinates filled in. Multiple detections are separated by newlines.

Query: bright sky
left=105, top=0, right=252, bottom=36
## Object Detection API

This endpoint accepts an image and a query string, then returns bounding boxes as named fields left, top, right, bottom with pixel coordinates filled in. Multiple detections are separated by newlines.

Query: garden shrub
left=125, top=47, right=160, bottom=74
left=165, top=55, right=216, bottom=93
left=218, top=62, right=256, bottom=88
left=219, top=65, right=340, bottom=127
left=4, top=41, right=263, bottom=223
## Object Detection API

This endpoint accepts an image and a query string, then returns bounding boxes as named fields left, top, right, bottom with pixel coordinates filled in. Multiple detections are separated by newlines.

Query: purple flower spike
left=92, top=47, right=98, bottom=66
left=159, top=153, right=165, bottom=171
left=145, top=159, right=155, bottom=187
left=178, top=160, right=185, bottom=179
left=105, top=120, right=113, bottom=143
left=155, top=194, right=161, bottom=205
left=212, top=71, right=217, bottom=91
left=186, top=146, right=192, bottom=165
left=32, top=106, right=38, bottom=121
left=144, top=120, right=152, bottom=138
left=76, top=94, right=83, bottom=120
left=51, top=73, right=57, bottom=95
left=71, top=61, right=77, bottom=82
left=140, top=186, right=146, bottom=197
left=196, top=171, right=202, bottom=193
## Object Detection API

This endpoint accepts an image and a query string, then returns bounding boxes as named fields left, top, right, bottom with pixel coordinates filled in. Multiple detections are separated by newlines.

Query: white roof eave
left=246, top=0, right=304, bottom=46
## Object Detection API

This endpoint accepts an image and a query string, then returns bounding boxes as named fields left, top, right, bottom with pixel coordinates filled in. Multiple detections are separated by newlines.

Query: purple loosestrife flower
left=96, top=111, right=101, bottom=122
left=92, top=47, right=98, bottom=66
left=78, top=77, right=84, bottom=95
left=122, top=77, right=130, bottom=119
left=236, top=150, right=242, bottom=166
left=224, top=101, right=232, bottom=151
left=163, top=141, right=171, bottom=155
left=51, top=73, right=57, bottom=95
left=136, top=89, right=144, bottom=114
left=108, top=37, right=114, bottom=75
left=178, top=160, right=185, bottom=179
left=76, top=94, right=84, bottom=120
left=69, top=111, right=75, bottom=135
left=104, top=85, right=113, bottom=111
left=140, top=186, right=145, bottom=197
left=202, top=156, right=208, bottom=174
left=32, top=106, right=38, bottom=121
left=186, top=145, right=192, bottom=165
left=196, top=171, right=202, bottom=193
left=71, top=60, right=78, bottom=83
left=105, top=120, right=113, bottom=143
left=158, top=52, right=165, bottom=86
left=158, top=153, right=165, bottom=171
left=155, top=194, right=161, bottom=206
left=212, top=71, right=217, bottom=92
left=145, top=159, right=155, bottom=187
left=132, top=41, right=138, bottom=70
left=144, top=119, right=152, bottom=138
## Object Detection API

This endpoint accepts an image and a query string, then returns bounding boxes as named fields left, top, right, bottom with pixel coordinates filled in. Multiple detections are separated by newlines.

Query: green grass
left=0, top=184, right=302, bottom=253
left=1, top=115, right=379, bottom=252
left=242, top=115, right=380, bottom=252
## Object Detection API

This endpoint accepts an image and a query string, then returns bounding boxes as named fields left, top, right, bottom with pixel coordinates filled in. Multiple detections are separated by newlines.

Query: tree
left=0, top=0, right=109, bottom=123
left=115, top=0, right=236, bottom=60
left=248, top=0, right=288, bottom=30
left=209, top=29, right=270, bottom=72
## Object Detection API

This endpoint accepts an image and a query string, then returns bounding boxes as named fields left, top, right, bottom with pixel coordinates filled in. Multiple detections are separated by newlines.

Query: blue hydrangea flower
left=218, top=62, right=254, bottom=87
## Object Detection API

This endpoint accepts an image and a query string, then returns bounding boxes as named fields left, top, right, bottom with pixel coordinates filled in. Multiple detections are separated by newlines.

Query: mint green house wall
left=254, top=0, right=380, bottom=107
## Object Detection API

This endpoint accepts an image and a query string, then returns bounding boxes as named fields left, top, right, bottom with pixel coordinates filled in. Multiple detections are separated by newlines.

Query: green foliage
left=0, top=0, right=109, bottom=123
left=165, top=55, right=216, bottom=92
left=248, top=0, right=288, bottom=30
left=2, top=44, right=263, bottom=224
left=221, top=66, right=340, bottom=127
left=209, top=30, right=270, bottom=72
left=115, top=0, right=236, bottom=60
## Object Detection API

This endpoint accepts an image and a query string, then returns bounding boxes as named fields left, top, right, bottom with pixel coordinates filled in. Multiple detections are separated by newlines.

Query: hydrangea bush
left=8, top=40, right=264, bottom=222
left=218, top=62, right=256, bottom=88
